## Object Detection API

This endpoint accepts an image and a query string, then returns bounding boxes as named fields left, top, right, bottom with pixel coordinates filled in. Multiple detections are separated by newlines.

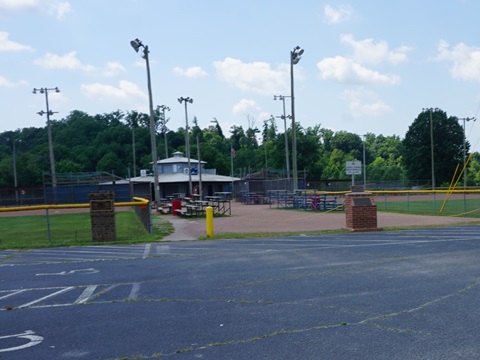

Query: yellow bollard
left=206, top=206, right=214, bottom=238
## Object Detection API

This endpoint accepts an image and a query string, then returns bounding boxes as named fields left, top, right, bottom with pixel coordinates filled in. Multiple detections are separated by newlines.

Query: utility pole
left=33, top=87, right=60, bottom=188
left=457, top=117, right=476, bottom=188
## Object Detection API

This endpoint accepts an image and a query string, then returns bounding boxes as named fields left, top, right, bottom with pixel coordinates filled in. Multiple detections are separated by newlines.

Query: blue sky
left=1, top=0, right=480, bottom=151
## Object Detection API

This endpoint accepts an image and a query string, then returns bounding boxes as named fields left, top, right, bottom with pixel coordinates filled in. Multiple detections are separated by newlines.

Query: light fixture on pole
left=130, top=38, right=161, bottom=206
left=157, top=105, right=170, bottom=158
left=33, top=87, right=59, bottom=188
left=456, top=117, right=476, bottom=189
left=290, top=46, right=304, bottom=191
left=178, top=97, right=194, bottom=196
left=274, top=95, right=291, bottom=180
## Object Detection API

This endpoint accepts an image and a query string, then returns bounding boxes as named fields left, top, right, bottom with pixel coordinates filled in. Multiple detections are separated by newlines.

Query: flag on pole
left=231, top=147, right=236, bottom=158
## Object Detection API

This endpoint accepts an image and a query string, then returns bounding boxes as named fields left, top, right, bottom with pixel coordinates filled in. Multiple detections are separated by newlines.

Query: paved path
left=161, top=202, right=480, bottom=240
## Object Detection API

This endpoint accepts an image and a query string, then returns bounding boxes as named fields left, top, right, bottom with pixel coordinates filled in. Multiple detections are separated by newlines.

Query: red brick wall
left=345, top=193, right=379, bottom=231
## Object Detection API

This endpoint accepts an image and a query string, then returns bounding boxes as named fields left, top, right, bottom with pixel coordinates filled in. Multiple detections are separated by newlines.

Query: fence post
left=148, top=203, right=152, bottom=235
left=45, top=208, right=52, bottom=243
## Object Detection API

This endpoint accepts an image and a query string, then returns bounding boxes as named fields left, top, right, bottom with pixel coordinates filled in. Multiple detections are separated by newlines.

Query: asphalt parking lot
left=1, top=226, right=480, bottom=359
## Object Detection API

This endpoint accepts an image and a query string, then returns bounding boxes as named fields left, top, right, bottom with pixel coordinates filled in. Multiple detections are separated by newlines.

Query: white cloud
left=34, top=51, right=95, bottom=71
left=324, top=4, right=353, bottom=24
left=173, top=66, right=207, bottom=78
left=341, top=88, right=392, bottom=117
left=435, top=40, right=480, bottom=81
left=258, top=111, right=271, bottom=122
left=102, top=62, right=126, bottom=77
left=134, top=59, right=146, bottom=68
left=46, top=0, right=71, bottom=19
left=340, top=34, right=412, bottom=65
left=0, top=75, right=27, bottom=88
left=35, top=53, right=126, bottom=77
left=0, top=32, right=34, bottom=52
left=214, top=57, right=288, bottom=95
left=45, top=90, right=68, bottom=108
left=80, top=80, right=147, bottom=102
left=0, top=0, right=38, bottom=11
left=318, top=56, right=400, bottom=85
left=0, top=0, right=72, bottom=19
left=233, top=99, right=259, bottom=115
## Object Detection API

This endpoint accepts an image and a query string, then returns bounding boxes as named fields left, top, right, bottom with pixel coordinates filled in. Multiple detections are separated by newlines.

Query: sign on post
left=346, top=161, right=362, bottom=175
left=346, top=161, right=362, bottom=186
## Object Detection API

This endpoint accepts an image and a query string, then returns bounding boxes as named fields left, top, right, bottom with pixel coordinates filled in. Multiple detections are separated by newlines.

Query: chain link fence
left=256, top=188, right=480, bottom=218
left=0, top=198, right=151, bottom=248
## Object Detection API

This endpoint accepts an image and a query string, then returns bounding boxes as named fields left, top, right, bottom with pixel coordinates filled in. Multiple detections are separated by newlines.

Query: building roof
left=153, top=151, right=206, bottom=165
left=130, top=173, right=240, bottom=184
left=155, top=157, right=206, bottom=165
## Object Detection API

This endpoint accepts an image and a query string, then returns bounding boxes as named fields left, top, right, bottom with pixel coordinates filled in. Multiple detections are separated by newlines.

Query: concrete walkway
left=161, top=201, right=480, bottom=241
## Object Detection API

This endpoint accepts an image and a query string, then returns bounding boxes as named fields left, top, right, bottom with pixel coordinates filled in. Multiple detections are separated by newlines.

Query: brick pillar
left=345, top=191, right=382, bottom=232
left=89, top=191, right=116, bottom=242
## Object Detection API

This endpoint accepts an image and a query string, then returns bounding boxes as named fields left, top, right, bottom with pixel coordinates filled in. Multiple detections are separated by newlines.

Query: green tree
left=403, top=109, right=465, bottom=187
left=296, top=125, right=322, bottom=179
left=467, top=152, right=480, bottom=185
left=210, top=118, right=224, bottom=139
left=96, top=151, right=127, bottom=176
left=331, top=131, right=363, bottom=159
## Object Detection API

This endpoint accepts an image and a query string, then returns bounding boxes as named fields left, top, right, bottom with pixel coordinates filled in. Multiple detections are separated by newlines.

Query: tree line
left=0, top=108, right=477, bottom=189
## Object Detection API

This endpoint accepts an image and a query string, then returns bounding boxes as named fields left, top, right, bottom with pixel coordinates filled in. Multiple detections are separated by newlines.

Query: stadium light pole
left=290, top=46, right=304, bottom=191
left=362, top=134, right=367, bottom=187
left=157, top=105, right=170, bottom=158
left=456, top=117, right=476, bottom=189
left=33, top=87, right=59, bottom=188
left=273, top=95, right=291, bottom=180
left=178, top=97, right=194, bottom=196
left=130, top=38, right=161, bottom=206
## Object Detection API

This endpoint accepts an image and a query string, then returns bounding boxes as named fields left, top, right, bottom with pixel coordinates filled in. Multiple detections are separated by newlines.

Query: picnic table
left=206, top=196, right=231, bottom=215
left=173, top=202, right=208, bottom=217
left=171, top=193, right=185, bottom=199
left=180, top=197, right=194, bottom=206
left=174, top=208, right=190, bottom=216
left=185, top=204, right=203, bottom=216
left=194, top=200, right=209, bottom=208
left=214, top=192, right=233, bottom=200
left=172, top=197, right=232, bottom=217
left=157, top=198, right=172, bottom=214
left=158, top=203, right=172, bottom=214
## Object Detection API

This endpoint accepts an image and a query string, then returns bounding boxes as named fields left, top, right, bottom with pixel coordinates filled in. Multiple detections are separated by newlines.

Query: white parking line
left=142, top=244, right=151, bottom=259
left=129, top=283, right=140, bottom=299
left=17, top=287, right=75, bottom=309
left=0, top=289, right=28, bottom=300
left=74, top=285, right=97, bottom=304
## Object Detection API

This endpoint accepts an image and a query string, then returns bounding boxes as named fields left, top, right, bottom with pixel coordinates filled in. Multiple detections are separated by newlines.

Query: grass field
left=377, top=197, right=480, bottom=217
left=0, top=210, right=173, bottom=249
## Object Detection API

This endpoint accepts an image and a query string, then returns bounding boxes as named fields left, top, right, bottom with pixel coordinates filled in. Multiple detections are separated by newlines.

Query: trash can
left=171, top=199, right=182, bottom=216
